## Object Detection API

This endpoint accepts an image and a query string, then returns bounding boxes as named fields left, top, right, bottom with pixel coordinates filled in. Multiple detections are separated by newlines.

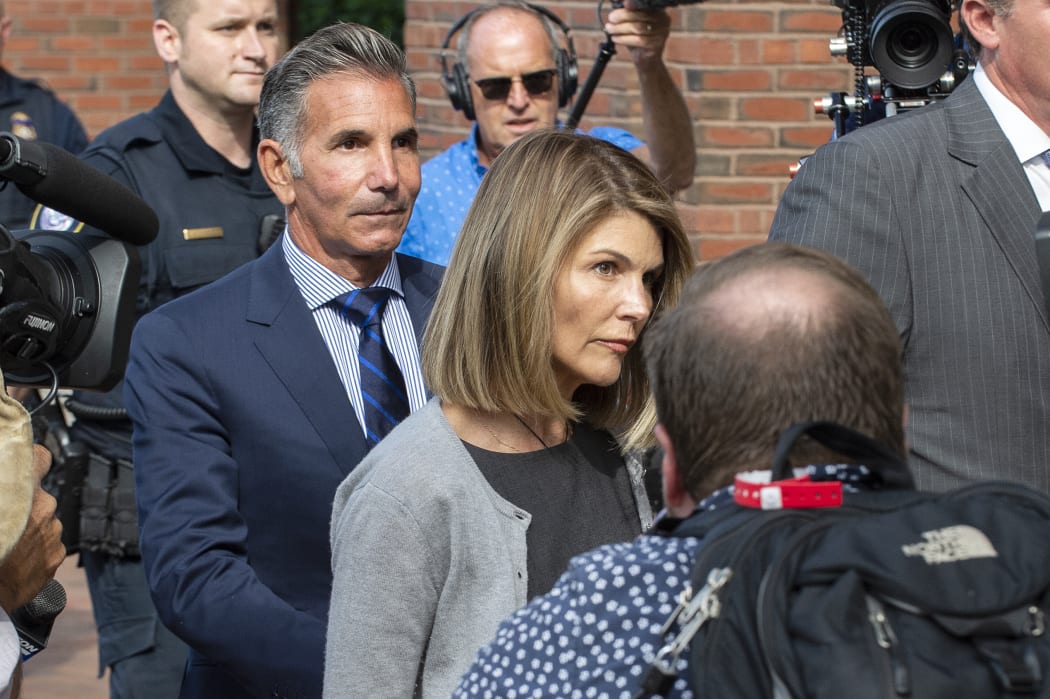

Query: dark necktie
left=334, top=287, right=410, bottom=446
left=1043, top=150, right=1050, bottom=171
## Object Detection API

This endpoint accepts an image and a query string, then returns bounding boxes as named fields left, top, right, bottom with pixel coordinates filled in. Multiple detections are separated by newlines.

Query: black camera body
left=836, top=0, right=956, bottom=91
left=0, top=226, right=140, bottom=391
left=0, top=131, right=156, bottom=392
left=812, top=0, right=972, bottom=136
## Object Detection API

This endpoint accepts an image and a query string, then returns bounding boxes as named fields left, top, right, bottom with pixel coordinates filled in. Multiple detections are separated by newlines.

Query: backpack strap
left=771, top=421, right=914, bottom=489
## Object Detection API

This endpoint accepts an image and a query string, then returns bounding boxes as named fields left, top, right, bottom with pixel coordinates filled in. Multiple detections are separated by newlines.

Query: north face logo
left=901, top=525, right=999, bottom=564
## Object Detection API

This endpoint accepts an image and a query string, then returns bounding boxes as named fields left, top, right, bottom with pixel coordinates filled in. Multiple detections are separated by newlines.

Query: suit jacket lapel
left=396, top=253, right=441, bottom=349
left=949, top=79, right=1049, bottom=331
left=246, top=242, right=370, bottom=477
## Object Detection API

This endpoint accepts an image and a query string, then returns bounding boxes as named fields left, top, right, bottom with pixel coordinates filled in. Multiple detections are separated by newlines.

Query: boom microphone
left=10, top=578, right=68, bottom=661
left=0, top=132, right=159, bottom=245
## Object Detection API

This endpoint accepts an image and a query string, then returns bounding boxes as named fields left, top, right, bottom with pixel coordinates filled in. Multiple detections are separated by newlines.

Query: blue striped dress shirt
left=281, top=233, right=428, bottom=437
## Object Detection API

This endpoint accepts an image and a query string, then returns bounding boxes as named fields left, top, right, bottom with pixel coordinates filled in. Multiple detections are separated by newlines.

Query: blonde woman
left=324, top=129, right=695, bottom=699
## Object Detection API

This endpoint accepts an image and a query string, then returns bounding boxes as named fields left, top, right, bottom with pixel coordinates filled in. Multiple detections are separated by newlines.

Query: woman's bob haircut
left=422, top=128, right=695, bottom=450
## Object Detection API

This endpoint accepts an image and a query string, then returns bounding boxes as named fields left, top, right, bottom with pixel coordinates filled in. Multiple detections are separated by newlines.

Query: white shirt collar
left=281, top=231, right=404, bottom=311
left=973, top=62, right=1050, bottom=164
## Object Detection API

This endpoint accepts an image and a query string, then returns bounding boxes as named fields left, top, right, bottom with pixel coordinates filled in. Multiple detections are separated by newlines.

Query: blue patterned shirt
left=398, top=124, right=644, bottom=265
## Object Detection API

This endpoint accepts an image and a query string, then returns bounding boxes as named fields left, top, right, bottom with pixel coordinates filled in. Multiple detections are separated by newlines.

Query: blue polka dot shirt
left=452, top=534, right=701, bottom=699
left=451, top=464, right=877, bottom=699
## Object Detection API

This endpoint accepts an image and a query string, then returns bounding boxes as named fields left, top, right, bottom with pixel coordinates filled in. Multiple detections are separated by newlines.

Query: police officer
left=33, top=0, right=283, bottom=696
left=0, top=1, right=87, bottom=230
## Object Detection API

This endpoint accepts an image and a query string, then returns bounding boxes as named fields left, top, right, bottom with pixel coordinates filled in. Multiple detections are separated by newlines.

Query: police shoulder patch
left=31, top=205, right=84, bottom=232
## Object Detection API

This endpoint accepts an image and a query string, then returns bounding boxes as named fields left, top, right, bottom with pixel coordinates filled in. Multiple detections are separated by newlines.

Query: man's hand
left=0, top=445, right=65, bottom=613
left=605, top=2, right=672, bottom=65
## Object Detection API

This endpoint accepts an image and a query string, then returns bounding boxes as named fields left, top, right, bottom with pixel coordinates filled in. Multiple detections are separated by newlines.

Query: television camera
left=817, top=0, right=972, bottom=137
left=0, top=131, right=158, bottom=398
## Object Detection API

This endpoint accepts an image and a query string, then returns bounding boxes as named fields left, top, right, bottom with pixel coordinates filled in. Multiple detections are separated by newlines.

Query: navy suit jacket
left=770, top=77, right=1050, bottom=492
left=125, top=240, right=443, bottom=698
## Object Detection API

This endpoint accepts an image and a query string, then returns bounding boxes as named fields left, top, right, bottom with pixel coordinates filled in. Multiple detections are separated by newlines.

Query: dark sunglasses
left=473, top=69, right=557, bottom=101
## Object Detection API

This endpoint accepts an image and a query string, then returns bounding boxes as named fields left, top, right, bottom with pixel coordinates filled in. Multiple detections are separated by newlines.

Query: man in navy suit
left=770, top=0, right=1050, bottom=493
left=123, top=23, right=443, bottom=698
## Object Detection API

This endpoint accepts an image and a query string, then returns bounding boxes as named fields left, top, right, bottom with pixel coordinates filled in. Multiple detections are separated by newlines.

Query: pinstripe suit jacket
left=769, top=77, right=1050, bottom=493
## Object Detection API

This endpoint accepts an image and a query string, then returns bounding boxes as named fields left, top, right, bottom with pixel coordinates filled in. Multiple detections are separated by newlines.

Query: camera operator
left=769, top=0, right=1050, bottom=492
left=1, top=380, right=64, bottom=699
left=397, top=0, right=695, bottom=266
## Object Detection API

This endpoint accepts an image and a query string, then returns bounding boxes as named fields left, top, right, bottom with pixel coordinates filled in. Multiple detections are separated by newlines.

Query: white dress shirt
left=281, top=233, right=428, bottom=437
left=973, top=62, right=1050, bottom=211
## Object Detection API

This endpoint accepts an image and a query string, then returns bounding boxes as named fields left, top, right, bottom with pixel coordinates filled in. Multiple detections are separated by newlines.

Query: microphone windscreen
left=20, top=578, right=67, bottom=619
left=11, top=579, right=67, bottom=661
left=14, top=140, right=160, bottom=245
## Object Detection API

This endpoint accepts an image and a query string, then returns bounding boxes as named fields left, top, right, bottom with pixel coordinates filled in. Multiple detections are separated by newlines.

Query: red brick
left=6, top=37, right=42, bottom=52
left=700, top=125, right=776, bottom=148
left=43, top=74, right=96, bottom=91
left=666, top=36, right=735, bottom=65
left=698, top=180, right=776, bottom=205
left=779, top=68, right=852, bottom=91
left=77, top=94, right=124, bottom=110
left=781, top=10, right=844, bottom=33
left=20, top=55, right=72, bottom=71
left=739, top=97, right=811, bottom=121
left=128, top=55, right=165, bottom=71
left=128, top=93, right=160, bottom=110
left=103, top=74, right=155, bottom=90
left=762, top=38, right=798, bottom=64
left=799, top=37, right=841, bottom=63
left=20, top=17, right=72, bottom=32
left=703, top=70, right=772, bottom=92
left=702, top=9, right=775, bottom=33
left=698, top=237, right=763, bottom=261
left=74, top=56, right=122, bottom=72
left=686, top=206, right=735, bottom=235
left=782, top=125, right=838, bottom=149
left=50, top=36, right=97, bottom=51
left=100, top=36, right=154, bottom=51
left=737, top=154, right=800, bottom=177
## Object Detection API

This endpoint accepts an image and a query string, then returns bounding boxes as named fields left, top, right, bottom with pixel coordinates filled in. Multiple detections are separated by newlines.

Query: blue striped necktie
left=1043, top=150, right=1050, bottom=171
left=334, top=287, right=410, bottom=447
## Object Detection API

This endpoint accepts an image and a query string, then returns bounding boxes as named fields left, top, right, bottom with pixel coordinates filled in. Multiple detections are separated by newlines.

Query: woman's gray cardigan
left=323, top=398, right=653, bottom=699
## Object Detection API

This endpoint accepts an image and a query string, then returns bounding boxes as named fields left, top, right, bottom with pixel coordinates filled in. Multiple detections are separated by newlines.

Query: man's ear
left=960, top=0, right=1001, bottom=53
left=0, top=16, right=13, bottom=45
left=152, top=19, right=180, bottom=64
left=258, top=139, right=297, bottom=207
left=656, top=423, right=697, bottom=518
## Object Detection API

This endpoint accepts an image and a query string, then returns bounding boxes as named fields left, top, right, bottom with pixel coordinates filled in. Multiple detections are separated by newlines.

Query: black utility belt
left=80, top=453, right=140, bottom=559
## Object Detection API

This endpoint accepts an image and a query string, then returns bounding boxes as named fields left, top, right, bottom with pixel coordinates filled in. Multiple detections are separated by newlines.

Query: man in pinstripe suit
left=769, top=0, right=1050, bottom=493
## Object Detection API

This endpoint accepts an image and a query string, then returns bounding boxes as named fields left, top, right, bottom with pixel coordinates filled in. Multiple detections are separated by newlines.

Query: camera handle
left=565, top=35, right=616, bottom=131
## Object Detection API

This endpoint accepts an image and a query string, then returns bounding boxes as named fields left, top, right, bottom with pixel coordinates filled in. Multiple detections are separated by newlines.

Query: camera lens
left=869, top=0, right=954, bottom=90
left=888, top=23, right=937, bottom=66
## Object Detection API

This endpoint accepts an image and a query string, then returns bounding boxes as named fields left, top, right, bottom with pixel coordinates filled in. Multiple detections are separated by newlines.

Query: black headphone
left=440, top=2, right=579, bottom=121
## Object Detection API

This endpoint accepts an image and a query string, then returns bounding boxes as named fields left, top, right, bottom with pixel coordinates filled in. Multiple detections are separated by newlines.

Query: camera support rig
left=816, top=0, right=972, bottom=138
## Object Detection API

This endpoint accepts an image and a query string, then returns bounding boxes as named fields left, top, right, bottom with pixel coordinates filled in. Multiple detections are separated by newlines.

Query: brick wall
left=2, top=0, right=291, bottom=135
left=5, top=0, right=853, bottom=259
left=3, top=0, right=166, bottom=137
left=406, top=0, right=854, bottom=258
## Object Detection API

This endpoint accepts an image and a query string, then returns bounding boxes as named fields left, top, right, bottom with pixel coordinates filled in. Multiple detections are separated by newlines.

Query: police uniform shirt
left=0, top=67, right=88, bottom=230
left=34, top=90, right=285, bottom=460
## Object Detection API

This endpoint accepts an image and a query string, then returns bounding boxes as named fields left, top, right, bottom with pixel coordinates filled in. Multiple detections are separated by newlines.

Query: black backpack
left=637, top=422, right=1050, bottom=699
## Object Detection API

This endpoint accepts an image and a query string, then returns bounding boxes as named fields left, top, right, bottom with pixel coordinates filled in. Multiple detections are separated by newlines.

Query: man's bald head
left=644, top=242, right=906, bottom=499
